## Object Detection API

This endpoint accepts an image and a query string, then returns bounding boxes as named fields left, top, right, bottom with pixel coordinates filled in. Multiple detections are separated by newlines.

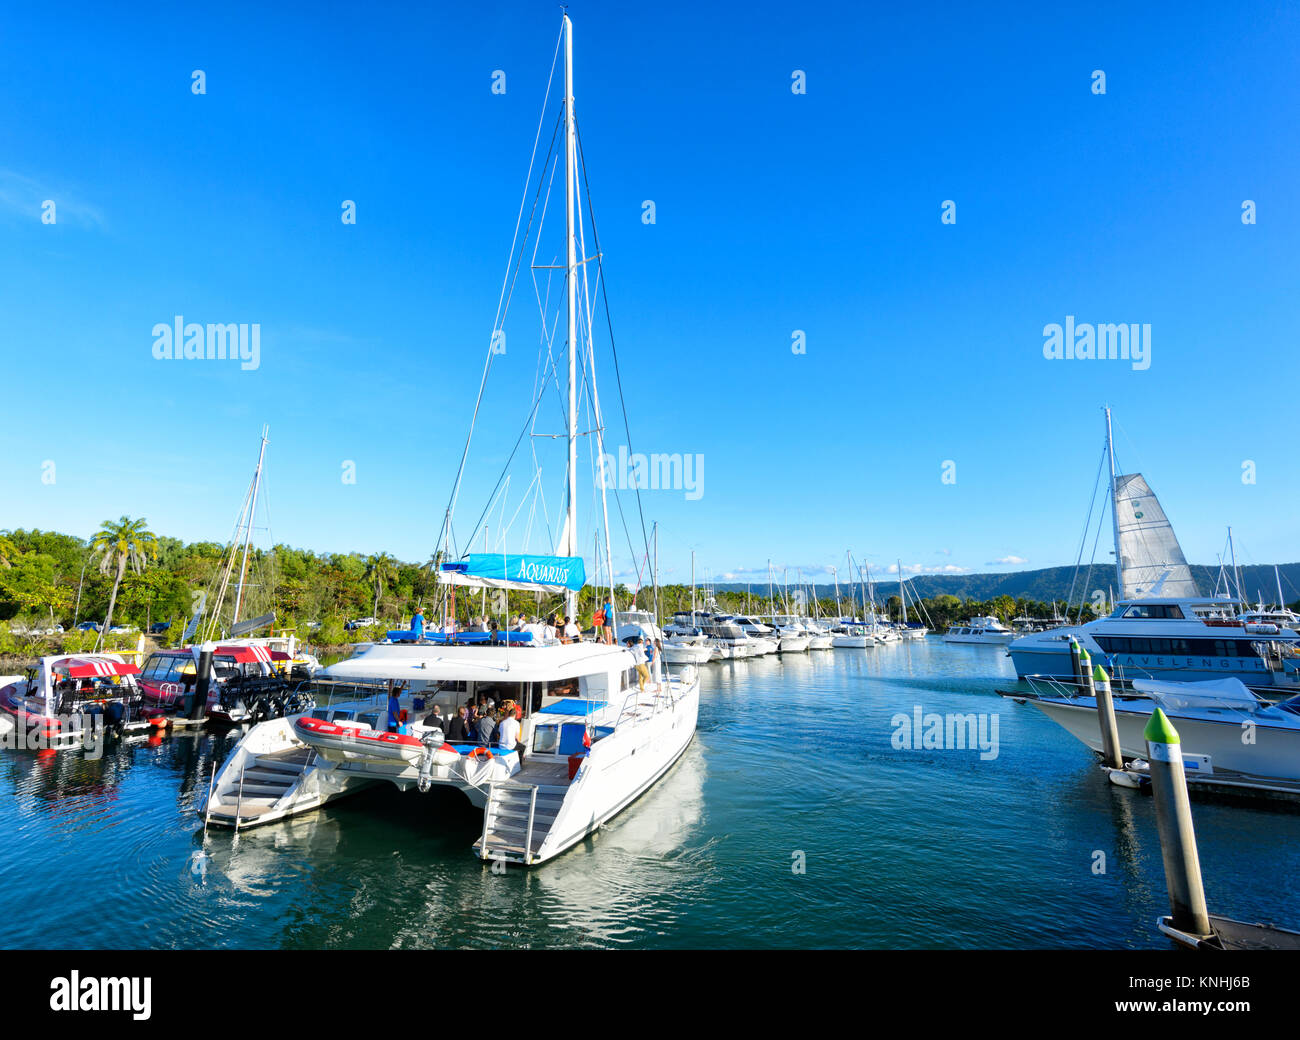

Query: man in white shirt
left=497, top=709, right=523, bottom=764
left=563, top=615, right=582, bottom=643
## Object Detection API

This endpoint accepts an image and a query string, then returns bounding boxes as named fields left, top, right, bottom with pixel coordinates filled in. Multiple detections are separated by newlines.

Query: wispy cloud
left=0, top=168, right=105, bottom=228
left=987, top=555, right=1028, bottom=566
left=890, top=562, right=967, bottom=576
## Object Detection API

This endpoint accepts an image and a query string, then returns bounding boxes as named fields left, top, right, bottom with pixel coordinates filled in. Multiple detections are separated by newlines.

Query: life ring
left=467, top=746, right=492, bottom=761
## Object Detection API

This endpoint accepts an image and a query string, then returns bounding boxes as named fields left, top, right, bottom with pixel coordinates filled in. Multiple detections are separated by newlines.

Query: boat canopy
left=1131, top=677, right=1259, bottom=711
left=322, top=641, right=631, bottom=684
left=440, top=553, right=585, bottom=594
left=215, top=644, right=289, bottom=664
left=54, top=657, right=141, bottom=679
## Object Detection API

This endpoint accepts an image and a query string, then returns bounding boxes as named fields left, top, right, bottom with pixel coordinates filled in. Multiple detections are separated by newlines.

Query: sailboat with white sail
left=1008, top=409, right=1300, bottom=690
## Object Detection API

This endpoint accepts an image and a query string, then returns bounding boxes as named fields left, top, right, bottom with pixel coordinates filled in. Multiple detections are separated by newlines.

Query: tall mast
left=232, top=426, right=268, bottom=627
left=1105, top=406, right=1123, bottom=598
left=652, top=522, right=659, bottom=626
left=1277, top=565, right=1286, bottom=611
left=898, top=559, right=907, bottom=623
left=563, top=13, right=578, bottom=620
left=690, top=550, right=696, bottom=619
left=1228, top=526, right=1242, bottom=605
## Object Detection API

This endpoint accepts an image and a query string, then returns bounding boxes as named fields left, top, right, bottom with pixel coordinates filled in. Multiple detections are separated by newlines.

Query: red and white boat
left=137, top=643, right=293, bottom=721
left=0, top=654, right=152, bottom=749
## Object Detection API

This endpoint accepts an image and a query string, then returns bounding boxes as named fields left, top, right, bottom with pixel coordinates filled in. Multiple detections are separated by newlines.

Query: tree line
left=0, top=519, right=1102, bottom=655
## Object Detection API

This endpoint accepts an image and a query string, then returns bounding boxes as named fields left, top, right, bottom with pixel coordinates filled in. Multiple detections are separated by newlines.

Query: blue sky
left=2, top=1, right=1297, bottom=586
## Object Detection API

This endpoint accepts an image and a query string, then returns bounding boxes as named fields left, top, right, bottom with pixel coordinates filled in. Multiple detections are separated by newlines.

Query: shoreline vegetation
left=11, top=521, right=1293, bottom=673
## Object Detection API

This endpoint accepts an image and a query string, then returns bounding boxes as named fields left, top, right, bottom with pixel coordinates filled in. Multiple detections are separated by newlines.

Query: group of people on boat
left=402, top=697, right=527, bottom=761
left=405, top=603, right=617, bottom=646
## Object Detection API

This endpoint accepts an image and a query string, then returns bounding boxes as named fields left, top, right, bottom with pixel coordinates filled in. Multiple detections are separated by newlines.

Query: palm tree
left=90, top=516, right=157, bottom=643
left=365, top=552, right=397, bottom=619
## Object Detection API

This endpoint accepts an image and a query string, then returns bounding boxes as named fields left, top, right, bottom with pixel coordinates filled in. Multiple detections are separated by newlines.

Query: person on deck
left=411, top=607, right=425, bottom=640
left=446, top=706, right=470, bottom=742
left=601, top=598, right=614, bottom=644
left=386, top=686, right=402, bottom=733
left=563, top=615, right=581, bottom=643
left=632, top=637, right=650, bottom=691
left=477, top=708, right=497, bottom=745
left=497, top=705, right=523, bottom=765
left=422, top=702, right=446, bottom=732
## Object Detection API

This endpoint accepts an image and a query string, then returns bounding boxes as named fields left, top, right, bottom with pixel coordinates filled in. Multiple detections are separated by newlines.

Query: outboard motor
left=417, top=728, right=447, bottom=793
left=103, top=701, right=125, bottom=737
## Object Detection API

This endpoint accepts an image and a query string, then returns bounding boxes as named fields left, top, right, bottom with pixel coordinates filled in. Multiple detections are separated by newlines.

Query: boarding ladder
left=475, top=782, right=567, bottom=866
left=207, top=747, right=316, bottom=827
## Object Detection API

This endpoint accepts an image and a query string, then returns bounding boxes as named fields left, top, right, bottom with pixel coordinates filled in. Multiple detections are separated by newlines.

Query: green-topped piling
left=1145, top=708, right=1212, bottom=940
left=1092, top=663, right=1123, bottom=769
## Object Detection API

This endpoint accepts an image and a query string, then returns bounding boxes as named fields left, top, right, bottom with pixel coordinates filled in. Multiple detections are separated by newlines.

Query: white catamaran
left=204, top=15, right=700, bottom=866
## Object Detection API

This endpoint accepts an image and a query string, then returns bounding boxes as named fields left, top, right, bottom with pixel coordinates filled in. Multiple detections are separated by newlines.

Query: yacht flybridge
left=205, top=15, right=699, bottom=866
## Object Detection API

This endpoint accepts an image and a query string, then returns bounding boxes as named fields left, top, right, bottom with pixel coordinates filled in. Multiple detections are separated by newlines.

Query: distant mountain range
left=709, top=563, right=1300, bottom=606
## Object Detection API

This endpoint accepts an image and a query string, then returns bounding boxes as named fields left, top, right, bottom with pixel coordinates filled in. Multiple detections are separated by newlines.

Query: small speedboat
left=0, top=654, right=152, bottom=749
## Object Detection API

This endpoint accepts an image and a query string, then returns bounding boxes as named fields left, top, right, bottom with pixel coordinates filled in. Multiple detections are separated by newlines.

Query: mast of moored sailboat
left=1105, top=406, right=1122, bottom=598
left=563, top=13, right=579, bottom=623
left=231, top=426, right=268, bottom=627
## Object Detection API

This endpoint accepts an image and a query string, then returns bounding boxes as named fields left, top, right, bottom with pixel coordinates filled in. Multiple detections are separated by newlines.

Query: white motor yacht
left=943, top=616, right=1016, bottom=645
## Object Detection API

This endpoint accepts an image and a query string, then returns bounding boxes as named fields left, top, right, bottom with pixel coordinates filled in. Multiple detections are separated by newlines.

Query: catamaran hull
left=1028, top=697, right=1300, bottom=779
left=508, top=682, right=700, bottom=866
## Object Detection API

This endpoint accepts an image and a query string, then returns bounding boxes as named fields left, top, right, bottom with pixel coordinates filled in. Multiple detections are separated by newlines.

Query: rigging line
left=459, top=376, right=555, bottom=553
left=437, top=60, right=564, bottom=558
left=502, top=109, right=563, bottom=377
left=1065, top=442, right=1107, bottom=618
left=1078, top=484, right=1109, bottom=617
left=574, top=269, right=644, bottom=593
left=576, top=120, right=652, bottom=568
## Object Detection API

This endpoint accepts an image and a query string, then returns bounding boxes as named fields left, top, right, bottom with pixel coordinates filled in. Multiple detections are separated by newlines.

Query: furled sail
left=440, top=553, right=586, bottom=594
left=1112, top=473, right=1198, bottom=599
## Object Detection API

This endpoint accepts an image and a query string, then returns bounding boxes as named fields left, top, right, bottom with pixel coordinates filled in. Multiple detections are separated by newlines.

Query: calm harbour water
left=3, top=639, right=1299, bottom=950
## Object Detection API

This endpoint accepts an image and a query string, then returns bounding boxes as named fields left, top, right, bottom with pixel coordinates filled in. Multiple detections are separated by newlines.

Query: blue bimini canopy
left=440, top=553, right=586, bottom=594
